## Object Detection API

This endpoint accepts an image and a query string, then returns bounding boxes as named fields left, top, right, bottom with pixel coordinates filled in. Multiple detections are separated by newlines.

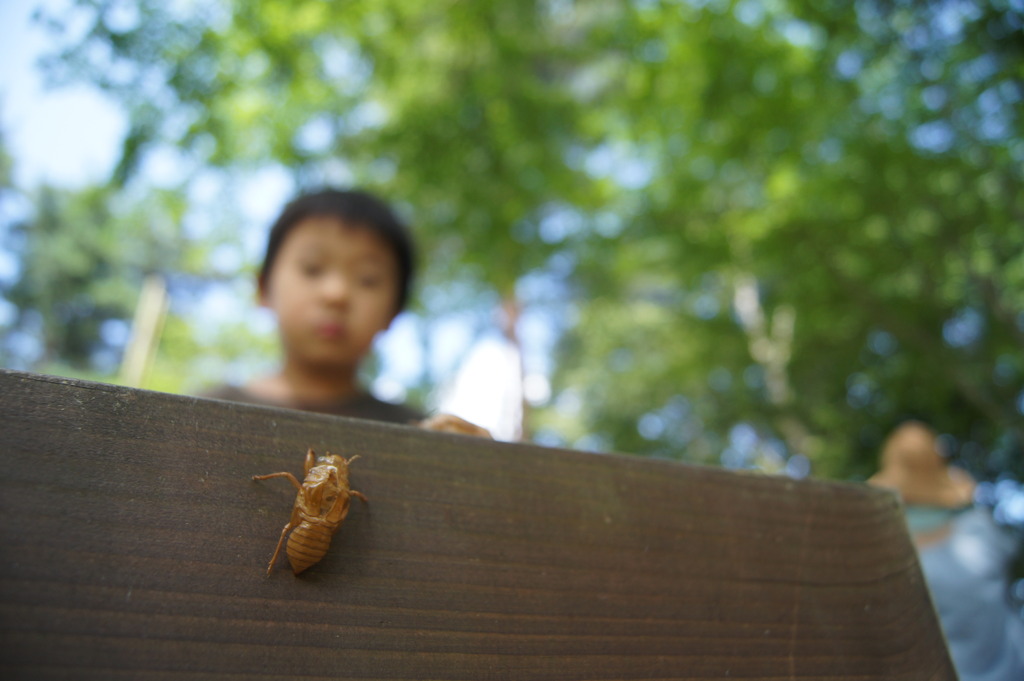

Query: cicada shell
left=252, top=448, right=367, bottom=575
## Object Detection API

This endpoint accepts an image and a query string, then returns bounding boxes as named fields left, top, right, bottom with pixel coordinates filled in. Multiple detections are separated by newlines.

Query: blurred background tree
left=1, top=0, right=1022, bottom=487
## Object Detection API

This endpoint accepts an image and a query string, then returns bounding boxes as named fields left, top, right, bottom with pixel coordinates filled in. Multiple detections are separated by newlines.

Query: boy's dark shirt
left=202, top=384, right=424, bottom=425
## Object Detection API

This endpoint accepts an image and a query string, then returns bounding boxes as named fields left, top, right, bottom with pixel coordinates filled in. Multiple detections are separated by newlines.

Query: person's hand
left=418, top=413, right=493, bottom=439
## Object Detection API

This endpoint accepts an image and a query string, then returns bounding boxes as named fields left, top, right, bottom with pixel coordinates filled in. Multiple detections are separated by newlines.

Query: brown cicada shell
left=252, top=448, right=367, bottom=575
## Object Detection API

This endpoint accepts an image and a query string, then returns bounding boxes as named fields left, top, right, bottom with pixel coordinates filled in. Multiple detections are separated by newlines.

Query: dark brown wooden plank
left=0, top=369, right=954, bottom=679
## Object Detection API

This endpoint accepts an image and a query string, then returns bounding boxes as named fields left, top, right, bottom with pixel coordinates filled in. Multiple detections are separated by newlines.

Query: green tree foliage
left=22, top=0, right=1024, bottom=479
left=551, top=0, right=1024, bottom=478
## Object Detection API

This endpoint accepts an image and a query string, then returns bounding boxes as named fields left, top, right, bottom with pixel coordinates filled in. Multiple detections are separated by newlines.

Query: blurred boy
left=205, top=188, right=488, bottom=436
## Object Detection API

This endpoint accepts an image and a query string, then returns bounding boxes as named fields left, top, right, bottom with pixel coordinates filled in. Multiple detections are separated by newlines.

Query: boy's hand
left=418, top=413, right=493, bottom=439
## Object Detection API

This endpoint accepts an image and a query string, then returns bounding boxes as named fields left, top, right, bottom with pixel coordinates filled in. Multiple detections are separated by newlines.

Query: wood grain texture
left=0, top=369, right=954, bottom=680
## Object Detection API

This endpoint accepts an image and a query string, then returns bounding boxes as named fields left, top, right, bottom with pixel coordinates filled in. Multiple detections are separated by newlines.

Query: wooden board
left=0, top=369, right=954, bottom=680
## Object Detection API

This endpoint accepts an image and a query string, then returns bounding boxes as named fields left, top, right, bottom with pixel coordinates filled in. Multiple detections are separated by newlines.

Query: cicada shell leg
left=266, top=519, right=297, bottom=576
left=252, top=471, right=303, bottom=491
left=252, top=470, right=305, bottom=575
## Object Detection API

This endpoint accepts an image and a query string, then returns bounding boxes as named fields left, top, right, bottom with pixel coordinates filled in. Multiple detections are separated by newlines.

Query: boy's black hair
left=259, top=188, right=416, bottom=313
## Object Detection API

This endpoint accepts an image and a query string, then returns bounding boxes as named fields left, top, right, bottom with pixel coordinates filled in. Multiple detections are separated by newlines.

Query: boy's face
left=260, top=216, right=400, bottom=373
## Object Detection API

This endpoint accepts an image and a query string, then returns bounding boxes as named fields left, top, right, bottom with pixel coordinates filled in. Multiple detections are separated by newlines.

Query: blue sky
left=1, top=0, right=127, bottom=188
